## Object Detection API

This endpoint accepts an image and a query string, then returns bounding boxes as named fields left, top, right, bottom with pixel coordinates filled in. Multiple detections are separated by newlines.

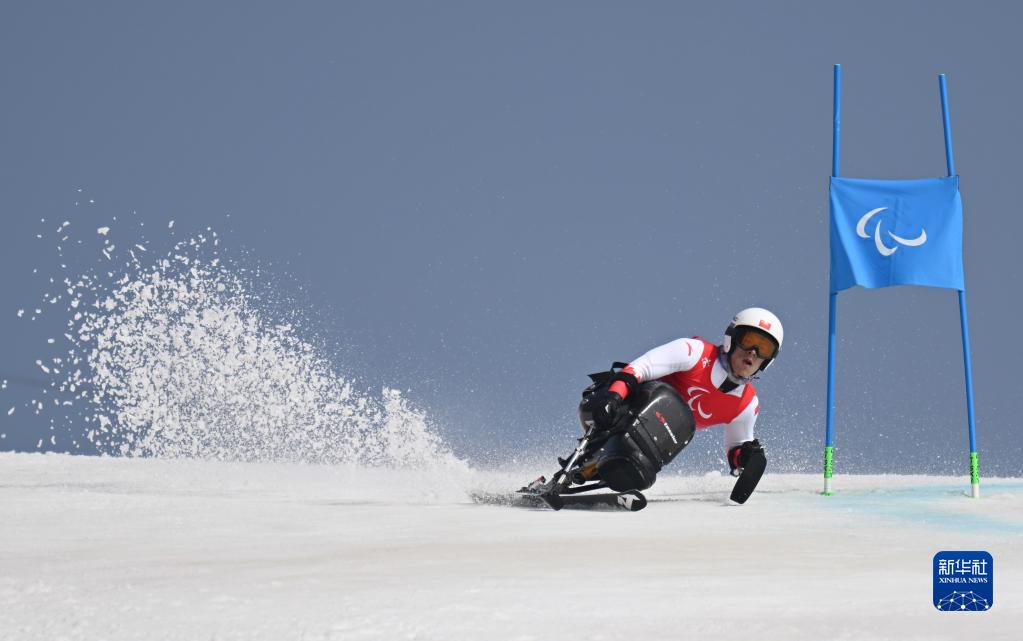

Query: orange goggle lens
left=736, top=330, right=777, bottom=359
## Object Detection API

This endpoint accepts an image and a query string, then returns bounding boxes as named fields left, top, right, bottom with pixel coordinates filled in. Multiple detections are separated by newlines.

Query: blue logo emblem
left=933, top=551, right=993, bottom=611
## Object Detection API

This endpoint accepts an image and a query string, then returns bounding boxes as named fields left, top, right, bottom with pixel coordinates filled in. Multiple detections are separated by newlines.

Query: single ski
left=470, top=489, right=647, bottom=512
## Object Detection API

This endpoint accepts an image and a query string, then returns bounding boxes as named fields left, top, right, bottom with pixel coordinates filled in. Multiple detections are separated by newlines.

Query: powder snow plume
left=32, top=209, right=459, bottom=468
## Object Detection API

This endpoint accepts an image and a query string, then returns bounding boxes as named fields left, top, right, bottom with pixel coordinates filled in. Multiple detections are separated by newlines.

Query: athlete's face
left=730, top=345, right=764, bottom=378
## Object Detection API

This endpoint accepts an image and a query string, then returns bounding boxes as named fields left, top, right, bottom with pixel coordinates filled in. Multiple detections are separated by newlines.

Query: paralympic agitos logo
left=856, top=207, right=927, bottom=257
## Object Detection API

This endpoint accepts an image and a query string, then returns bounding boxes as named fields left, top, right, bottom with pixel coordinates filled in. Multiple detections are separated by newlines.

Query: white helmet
left=723, top=307, right=784, bottom=372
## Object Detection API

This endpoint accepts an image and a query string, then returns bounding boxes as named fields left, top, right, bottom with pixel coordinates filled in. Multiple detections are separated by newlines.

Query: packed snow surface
left=1, top=453, right=1019, bottom=640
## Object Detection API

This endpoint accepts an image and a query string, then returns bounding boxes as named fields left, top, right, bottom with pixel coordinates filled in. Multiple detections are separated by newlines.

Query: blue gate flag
left=830, top=176, right=964, bottom=293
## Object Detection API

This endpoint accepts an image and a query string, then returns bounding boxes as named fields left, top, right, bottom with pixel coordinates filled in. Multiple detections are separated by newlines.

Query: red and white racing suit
left=608, top=337, right=758, bottom=458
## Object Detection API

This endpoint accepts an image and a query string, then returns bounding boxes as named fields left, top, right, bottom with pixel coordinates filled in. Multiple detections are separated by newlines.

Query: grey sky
left=2, top=1, right=1021, bottom=475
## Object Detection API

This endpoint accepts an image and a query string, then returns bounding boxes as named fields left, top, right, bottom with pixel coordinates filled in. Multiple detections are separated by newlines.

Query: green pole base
left=822, top=446, right=834, bottom=496
left=970, top=451, right=980, bottom=498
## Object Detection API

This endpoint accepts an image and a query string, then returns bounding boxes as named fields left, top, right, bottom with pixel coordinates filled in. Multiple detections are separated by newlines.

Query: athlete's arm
left=723, top=395, right=759, bottom=456
left=608, top=338, right=704, bottom=399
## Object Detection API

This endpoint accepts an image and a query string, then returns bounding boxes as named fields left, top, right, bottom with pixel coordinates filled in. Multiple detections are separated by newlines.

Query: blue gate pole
left=939, top=73, right=981, bottom=498
left=823, top=64, right=841, bottom=496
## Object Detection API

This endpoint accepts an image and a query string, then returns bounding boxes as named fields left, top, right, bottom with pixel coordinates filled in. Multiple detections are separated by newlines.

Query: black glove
left=728, top=439, right=764, bottom=476
left=590, top=391, right=624, bottom=432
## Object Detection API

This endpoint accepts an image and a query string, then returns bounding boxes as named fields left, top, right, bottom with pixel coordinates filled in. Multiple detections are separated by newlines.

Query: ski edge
left=470, top=490, right=646, bottom=512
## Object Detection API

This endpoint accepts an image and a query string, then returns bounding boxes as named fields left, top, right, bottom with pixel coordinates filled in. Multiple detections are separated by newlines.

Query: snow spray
left=24, top=205, right=462, bottom=469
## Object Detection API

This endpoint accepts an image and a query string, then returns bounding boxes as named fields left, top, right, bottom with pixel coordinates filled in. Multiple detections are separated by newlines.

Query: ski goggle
left=735, top=329, right=778, bottom=359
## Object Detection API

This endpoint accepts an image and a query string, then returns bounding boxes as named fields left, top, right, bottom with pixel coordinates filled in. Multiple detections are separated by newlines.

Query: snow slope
left=1, top=453, right=1020, bottom=640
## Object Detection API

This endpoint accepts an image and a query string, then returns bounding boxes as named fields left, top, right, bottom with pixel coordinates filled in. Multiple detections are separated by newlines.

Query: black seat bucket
left=623, top=381, right=696, bottom=468
left=579, top=380, right=696, bottom=491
